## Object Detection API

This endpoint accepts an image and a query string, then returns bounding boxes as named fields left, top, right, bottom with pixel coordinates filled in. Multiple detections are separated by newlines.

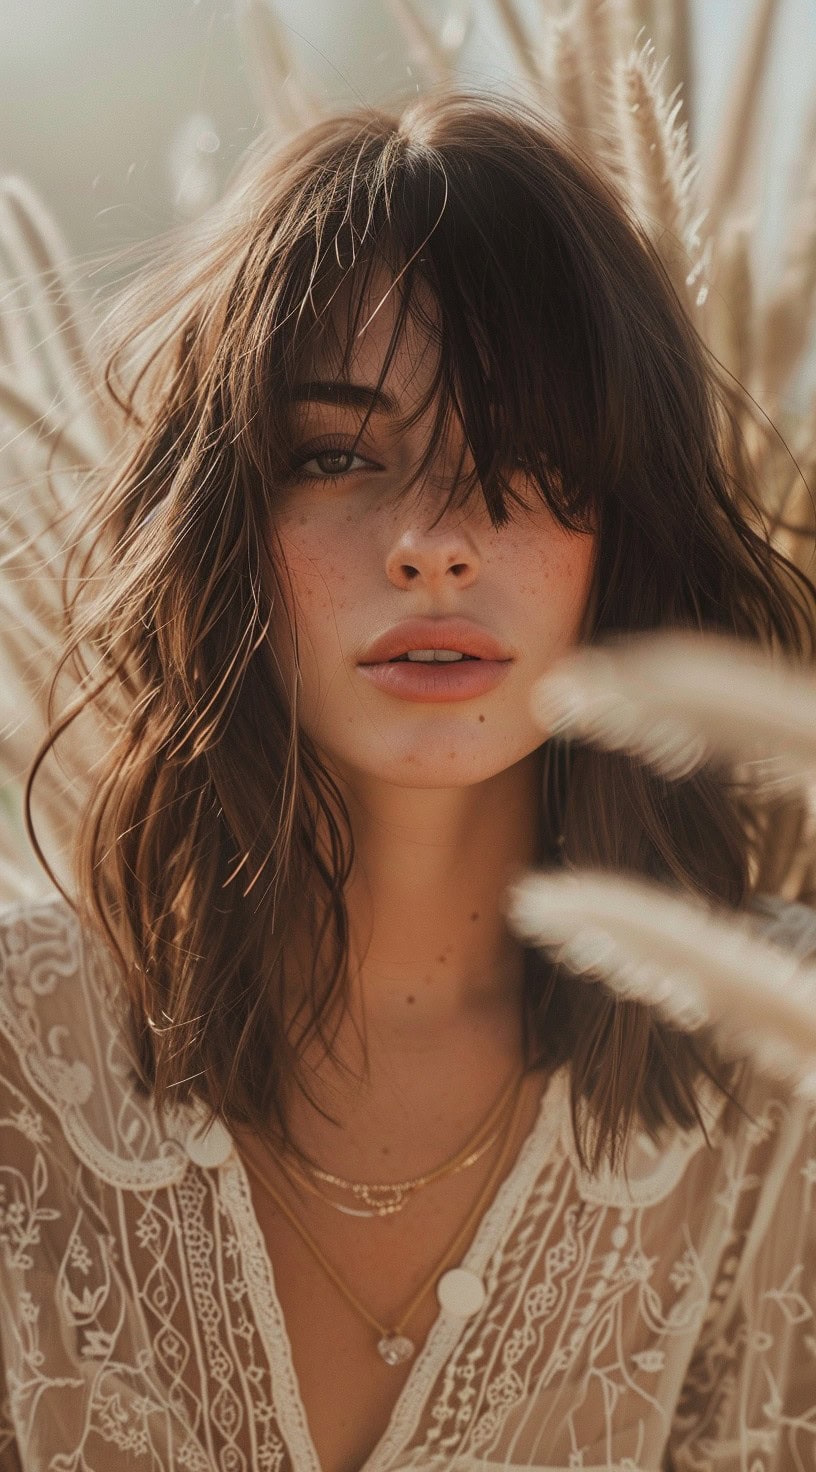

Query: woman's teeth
left=394, top=650, right=478, bottom=663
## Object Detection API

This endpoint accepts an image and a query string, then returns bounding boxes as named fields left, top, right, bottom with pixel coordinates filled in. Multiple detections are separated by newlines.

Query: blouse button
left=436, top=1267, right=487, bottom=1319
left=184, top=1115, right=234, bottom=1168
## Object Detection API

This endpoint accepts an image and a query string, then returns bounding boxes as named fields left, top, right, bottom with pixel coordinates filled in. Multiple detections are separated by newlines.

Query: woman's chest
left=239, top=1102, right=544, bottom=1472
left=251, top=1194, right=445, bottom=1472
left=235, top=1154, right=693, bottom=1472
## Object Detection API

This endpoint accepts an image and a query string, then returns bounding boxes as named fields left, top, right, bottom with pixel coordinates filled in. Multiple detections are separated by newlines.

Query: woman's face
left=269, top=279, right=597, bottom=791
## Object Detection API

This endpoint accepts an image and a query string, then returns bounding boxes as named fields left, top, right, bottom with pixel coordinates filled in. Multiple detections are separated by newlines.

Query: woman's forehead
left=298, top=267, right=443, bottom=411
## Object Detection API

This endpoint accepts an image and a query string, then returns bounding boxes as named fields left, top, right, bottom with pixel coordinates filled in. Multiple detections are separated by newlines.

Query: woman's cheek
left=517, top=529, right=597, bottom=650
left=278, top=521, right=357, bottom=643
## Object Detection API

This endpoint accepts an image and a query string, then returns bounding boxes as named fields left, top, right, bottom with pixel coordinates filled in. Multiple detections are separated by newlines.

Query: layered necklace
left=237, top=1066, right=527, bottom=1366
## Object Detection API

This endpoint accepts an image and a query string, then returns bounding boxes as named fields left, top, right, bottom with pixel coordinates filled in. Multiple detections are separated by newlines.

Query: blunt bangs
left=240, top=103, right=657, bottom=535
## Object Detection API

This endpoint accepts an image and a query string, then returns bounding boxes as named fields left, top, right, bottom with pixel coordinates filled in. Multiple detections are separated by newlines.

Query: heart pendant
left=377, top=1333, right=415, bottom=1366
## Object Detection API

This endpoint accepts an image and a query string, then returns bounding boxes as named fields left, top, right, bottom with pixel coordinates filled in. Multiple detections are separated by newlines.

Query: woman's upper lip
left=358, top=618, right=514, bottom=664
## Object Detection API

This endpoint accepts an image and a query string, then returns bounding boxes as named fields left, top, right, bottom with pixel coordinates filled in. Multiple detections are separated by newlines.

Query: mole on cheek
left=478, top=714, right=485, bottom=723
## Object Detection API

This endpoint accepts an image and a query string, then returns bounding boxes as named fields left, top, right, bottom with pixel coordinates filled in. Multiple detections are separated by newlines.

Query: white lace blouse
left=0, top=891, right=814, bottom=1472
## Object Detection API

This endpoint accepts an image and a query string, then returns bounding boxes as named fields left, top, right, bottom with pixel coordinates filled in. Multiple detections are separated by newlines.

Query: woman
left=1, top=89, right=815, bottom=1471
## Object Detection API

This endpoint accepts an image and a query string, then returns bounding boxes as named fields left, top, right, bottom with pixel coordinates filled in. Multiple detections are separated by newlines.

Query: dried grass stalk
left=532, top=630, right=816, bottom=804
left=613, top=36, right=705, bottom=303
left=491, top=0, right=544, bottom=86
left=546, top=11, right=593, bottom=142
left=384, top=0, right=457, bottom=84
left=0, top=179, right=99, bottom=406
left=698, top=0, right=782, bottom=238
left=0, top=179, right=113, bottom=458
left=506, top=869, right=816, bottom=1098
left=0, top=375, right=92, bottom=469
left=0, top=487, right=110, bottom=905
left=235, top=0, right=323, bottom=136
left=704, top=213, right=756, bottom=388
left=0, top=181, right=113, bottom=904
left=757, top=127, right=816, bottom=399
left=575, top=0, right=627, bottom=152
left=633, top=0, right=693, bottom=147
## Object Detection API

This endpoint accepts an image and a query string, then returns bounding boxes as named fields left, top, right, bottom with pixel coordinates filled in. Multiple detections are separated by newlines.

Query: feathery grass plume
left=545, top=11, right=593, bottom=142
left=384, top=0, right=459, bottom=84
left=613, top=34, right=707, bottom=306
left=756, top=123, right=816, bottom=400
left=0, top=179, right=110, bottom=445
left=573, top=0, right=631, bottom=170
left=0, top=177, right=114, bottom=546
left=533, top=631, right=816, bottom=805
left=0, top=179, right=115, bottom=905
left=705, top=213, right=757, bottom=391
left=697, top=0, right=782, bottom=240
left=505, top=869, right=816, bottom=1099
left=629, top=0, right=694, bottom=154
left=234, top=0, right=324, bottom=136
left=0, top=378, right=89, bottom=466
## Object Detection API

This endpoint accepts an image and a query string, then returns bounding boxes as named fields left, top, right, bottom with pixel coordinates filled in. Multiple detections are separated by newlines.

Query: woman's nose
left=384, top=519, right=480, bottom=589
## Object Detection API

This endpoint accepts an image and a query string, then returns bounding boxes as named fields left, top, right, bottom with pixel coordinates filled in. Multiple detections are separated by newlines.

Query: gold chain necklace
left=289, top=1066, right=523, bottom=1216
left=277, top=1117, right=507, bottom=1216
left=237, top=1076, right=527, bottom=1366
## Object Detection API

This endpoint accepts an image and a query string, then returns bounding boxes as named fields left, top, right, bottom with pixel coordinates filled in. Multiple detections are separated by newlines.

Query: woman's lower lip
left=356, top=659, right=512, bottom=702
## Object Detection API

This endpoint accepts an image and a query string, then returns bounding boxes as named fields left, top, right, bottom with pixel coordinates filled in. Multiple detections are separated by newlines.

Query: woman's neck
left=330, top=747, right=543, bottom=1048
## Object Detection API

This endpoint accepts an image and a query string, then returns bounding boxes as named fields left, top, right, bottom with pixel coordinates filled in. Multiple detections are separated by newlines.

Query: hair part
left=26, top=87, right=816, bottom=1176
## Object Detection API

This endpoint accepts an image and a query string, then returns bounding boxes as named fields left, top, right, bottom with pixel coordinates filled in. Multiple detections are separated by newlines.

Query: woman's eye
left=292, top=446, right=373, bottom=482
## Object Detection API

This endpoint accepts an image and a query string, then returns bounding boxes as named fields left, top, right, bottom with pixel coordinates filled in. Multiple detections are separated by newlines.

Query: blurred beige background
left=0, top=0, right=814, bottom=308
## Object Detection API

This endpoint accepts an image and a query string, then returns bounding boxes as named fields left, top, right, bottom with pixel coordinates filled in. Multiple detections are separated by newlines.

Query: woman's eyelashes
left=288, top=440, right=380, bottom=483
left=285, top=438, right=535, bottom=491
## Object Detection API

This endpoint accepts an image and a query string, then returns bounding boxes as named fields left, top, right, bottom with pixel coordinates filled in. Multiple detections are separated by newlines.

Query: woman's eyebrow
left=287, top=380, right=398, bottom=414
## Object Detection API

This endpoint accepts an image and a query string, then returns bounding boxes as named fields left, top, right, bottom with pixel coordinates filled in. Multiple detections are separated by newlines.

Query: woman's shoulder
left=0, top=888, right=116, bottom=1083
left=0, top=889, right=89, bottom=1060
left=0, top=886, right=83, bottom=951
left=0, top=889, right=194, bottom=1191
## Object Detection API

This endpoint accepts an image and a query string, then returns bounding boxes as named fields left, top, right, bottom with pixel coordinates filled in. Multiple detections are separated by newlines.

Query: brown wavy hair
left=26, top=87, right=816, bottom=1175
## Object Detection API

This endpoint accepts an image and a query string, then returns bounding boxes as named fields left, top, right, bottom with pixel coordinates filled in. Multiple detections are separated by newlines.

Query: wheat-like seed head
left=505, top=869, right=816, bottom=1099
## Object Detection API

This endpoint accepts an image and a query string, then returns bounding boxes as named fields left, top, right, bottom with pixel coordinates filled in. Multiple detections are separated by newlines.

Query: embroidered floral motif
left=631, top=1348, right=666, bottom=1373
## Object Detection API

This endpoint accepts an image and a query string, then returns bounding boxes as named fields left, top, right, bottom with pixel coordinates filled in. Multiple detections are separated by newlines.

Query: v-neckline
left=221, top=1065, right=568, bottom=1472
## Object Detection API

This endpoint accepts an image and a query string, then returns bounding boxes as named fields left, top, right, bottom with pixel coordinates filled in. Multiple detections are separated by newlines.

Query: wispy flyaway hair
left=26, top=88, right=816, bottom=1174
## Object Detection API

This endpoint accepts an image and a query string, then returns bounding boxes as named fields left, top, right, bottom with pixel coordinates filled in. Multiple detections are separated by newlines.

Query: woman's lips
left=356, top=658, right=512, bottom=702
